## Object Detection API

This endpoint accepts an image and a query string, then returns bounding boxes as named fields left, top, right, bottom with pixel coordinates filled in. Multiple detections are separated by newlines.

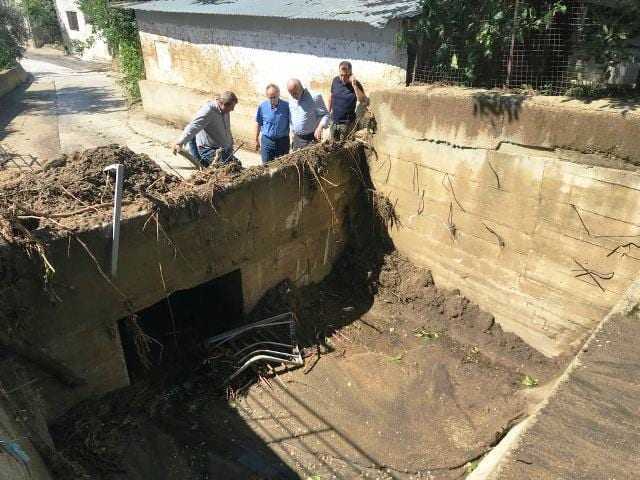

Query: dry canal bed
left=50, top=246, right=566, bottom=479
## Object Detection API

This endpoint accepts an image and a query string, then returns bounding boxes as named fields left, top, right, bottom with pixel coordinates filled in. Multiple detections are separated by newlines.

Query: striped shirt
left=289, top=89, right=329, bottom=136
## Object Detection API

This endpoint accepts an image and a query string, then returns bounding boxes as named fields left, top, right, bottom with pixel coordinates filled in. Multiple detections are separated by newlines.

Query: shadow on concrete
left=25, top=49, right=110, bottom=73
left=0, top=77, right=53, bottom=142
left=54, top=85, right=126, bottom=115
left=560, top=94, right=640, bottom=115
left=471, top=91, right=528, bottom=123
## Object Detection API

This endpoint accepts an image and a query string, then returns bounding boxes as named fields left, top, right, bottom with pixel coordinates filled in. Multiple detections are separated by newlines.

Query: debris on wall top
left=111, top=0, right=420, bottom=28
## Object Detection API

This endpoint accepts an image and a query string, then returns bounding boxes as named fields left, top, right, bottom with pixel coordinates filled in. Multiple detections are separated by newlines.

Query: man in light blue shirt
left=255, top=84, right=290, bottom=164
left=287, top=78, right=329, bottom=150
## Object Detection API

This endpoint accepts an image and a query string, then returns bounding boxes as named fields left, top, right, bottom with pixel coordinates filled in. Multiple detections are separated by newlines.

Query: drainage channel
left=49, top=241, right=568, bottom=480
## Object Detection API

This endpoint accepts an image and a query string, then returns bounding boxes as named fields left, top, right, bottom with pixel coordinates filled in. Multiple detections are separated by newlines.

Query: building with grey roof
left=116, top=0, right=419, bottom=145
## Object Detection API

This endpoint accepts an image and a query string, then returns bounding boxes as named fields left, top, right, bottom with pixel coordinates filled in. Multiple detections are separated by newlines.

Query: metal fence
left=411, top=0, right=637, bottom=95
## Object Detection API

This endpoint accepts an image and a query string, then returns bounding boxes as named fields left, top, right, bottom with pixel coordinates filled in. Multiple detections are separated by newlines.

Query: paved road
left=1, top=48, right=259, bottom=178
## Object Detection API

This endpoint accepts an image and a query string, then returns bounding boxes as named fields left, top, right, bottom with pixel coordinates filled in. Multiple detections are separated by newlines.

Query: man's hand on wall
left=172, top=143, right=181, bottom=155
left=314, top=125, right=323, bottom=142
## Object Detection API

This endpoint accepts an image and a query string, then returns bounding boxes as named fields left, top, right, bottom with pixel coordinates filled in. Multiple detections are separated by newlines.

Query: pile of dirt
left=0, top=145, right=179, bottom=238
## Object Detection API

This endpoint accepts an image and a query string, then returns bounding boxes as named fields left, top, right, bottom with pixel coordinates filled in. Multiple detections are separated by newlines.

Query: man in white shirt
left=287, top=79, right=329, bottom=150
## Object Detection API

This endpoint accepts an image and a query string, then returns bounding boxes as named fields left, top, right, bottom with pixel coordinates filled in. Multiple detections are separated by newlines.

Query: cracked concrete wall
left=369, top=86, right=640, bottom=357
left=135, top=11, right=407, bottom=146
left=3, top=147, right=359, bottom=421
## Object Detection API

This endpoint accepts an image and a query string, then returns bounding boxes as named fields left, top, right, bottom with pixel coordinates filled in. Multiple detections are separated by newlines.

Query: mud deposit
left=50, top=240, right=565, bottom=479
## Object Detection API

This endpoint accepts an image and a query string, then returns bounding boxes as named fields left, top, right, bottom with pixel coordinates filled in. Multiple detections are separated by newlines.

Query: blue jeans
left=189, top=138, right=232, bottom=167
left=261, top=135, right=290, bottom=164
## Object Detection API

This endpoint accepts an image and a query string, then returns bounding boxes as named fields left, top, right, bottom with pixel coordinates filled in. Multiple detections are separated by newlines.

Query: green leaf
left=521, top=375, right=539, bottom=388
left=388, top=354, right=404, bottom=363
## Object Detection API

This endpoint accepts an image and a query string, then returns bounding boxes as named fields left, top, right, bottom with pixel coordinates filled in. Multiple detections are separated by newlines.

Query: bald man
left=287, top=79, right=329, bottom=150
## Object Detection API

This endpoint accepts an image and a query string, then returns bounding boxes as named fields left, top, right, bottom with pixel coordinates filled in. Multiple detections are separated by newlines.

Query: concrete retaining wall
left=369, top=86, right=640, bottom=357
left=3, top=146, right=360, bottom=420
left=0, top=64, right=28, bottom=98
left=135, top=11, right=407, bottom=146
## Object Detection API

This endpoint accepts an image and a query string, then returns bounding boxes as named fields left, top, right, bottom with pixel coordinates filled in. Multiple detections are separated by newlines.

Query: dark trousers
left=189, top=138, right=231, bottom=167
left=330, top=121, right=354, bottom=141
left=291, top=132, right=316, bottom=151
left=261, top=135, right=290, bottom=164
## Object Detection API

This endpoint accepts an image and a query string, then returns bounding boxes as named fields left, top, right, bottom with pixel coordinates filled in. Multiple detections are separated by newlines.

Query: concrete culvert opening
left=118, top=270, right=244, bottom=381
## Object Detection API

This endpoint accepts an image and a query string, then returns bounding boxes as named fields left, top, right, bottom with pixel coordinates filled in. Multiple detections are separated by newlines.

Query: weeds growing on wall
left=0, top=5, right=29, bottom=69
left=77, top=0, right=144, bottom=101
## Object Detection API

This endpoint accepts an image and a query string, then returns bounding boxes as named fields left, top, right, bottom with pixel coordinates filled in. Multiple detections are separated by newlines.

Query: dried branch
left=446, top=202, right=457, bottom=240
left=483, top=222, right=505, bottom=248
left=571, top=204, right=640, bottom=240
left=572, top=258, right=614, bottom=292
left=487, top=160, right=501, bottom=190
left=607, top=242, right=640, bottom=258
left=442, top=174, right=466, bottom=213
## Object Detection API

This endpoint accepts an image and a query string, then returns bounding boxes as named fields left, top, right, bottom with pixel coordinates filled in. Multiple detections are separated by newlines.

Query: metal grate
left=205, top=312, right=304, bottom=383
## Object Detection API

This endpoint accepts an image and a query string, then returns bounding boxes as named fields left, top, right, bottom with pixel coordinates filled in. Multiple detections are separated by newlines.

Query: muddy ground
left=49, top=233, right=566, bottom=480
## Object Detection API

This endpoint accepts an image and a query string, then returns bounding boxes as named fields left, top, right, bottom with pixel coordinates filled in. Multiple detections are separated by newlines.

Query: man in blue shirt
left=255, top=84, right=290, bottom=164
left=287, top=78, right=329, bottom=150
left=329, top=61, right=367, bottom=141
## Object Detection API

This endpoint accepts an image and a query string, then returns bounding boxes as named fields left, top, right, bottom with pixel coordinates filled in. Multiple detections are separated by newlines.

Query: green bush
left=77, top=0, right=145, bottom=101
left=402, top=0, right=640, bottom=93
left=0, top=5, right=29, bottom=70
left=21, top=0, right=58, bottom=32
left=118, top=39, right=145, bottom=100
left=401, top=0, right=567, bottom=85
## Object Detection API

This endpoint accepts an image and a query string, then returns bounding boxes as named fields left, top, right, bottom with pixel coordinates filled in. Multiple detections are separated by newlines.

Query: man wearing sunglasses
left=255, top=84, right=290, bottom=164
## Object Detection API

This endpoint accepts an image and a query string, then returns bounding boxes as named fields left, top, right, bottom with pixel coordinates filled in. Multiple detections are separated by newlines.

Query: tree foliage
left=76, top=0, right=144, bottom=100
left=402, top=0, right=640, bottom=90
left=579, top=0, right=640, bottom=67
left=401, top=0, right=567, bottom=84
left=21, top=0, right=58, bottom=30
left=0, top=4, right=29, bottom=69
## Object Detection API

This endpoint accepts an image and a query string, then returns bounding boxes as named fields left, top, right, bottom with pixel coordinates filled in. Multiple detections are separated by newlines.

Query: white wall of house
left=134, top=11, right=408, bottom=142
left=54, top=0, right=111, bottom=61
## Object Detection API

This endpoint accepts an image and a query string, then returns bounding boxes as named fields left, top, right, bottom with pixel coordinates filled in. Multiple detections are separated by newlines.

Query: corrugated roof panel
left=113, top=0, right=421, bottom=28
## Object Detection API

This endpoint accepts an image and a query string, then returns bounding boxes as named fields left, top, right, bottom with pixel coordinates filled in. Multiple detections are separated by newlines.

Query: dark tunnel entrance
left=118, top=270, right=244, bottom=381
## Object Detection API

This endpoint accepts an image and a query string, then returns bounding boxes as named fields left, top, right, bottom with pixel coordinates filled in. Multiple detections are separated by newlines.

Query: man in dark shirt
left=328, top=61, right=368, bottom=141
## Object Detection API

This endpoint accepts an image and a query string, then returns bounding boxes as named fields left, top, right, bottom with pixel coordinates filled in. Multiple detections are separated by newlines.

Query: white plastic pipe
left=103, top=163, right=124, bottom=277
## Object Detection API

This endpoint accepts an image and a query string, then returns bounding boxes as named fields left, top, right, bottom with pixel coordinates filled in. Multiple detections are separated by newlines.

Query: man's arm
left=312, top=93, right=329, bottom=141
left=173, top=102, right=214, bottom=154
left=352, top=77, right=368, bottom=104
left=255, top=122, right=261, bottom=151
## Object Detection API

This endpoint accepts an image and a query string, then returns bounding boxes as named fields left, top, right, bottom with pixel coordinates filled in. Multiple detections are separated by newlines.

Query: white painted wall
left=53, top=0, right=111, bottom=62
left=136, top=11, right=407, bottom=101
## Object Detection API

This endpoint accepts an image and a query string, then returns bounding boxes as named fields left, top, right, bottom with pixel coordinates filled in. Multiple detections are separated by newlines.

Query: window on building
left=66, top=11, right=79, bottom=31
